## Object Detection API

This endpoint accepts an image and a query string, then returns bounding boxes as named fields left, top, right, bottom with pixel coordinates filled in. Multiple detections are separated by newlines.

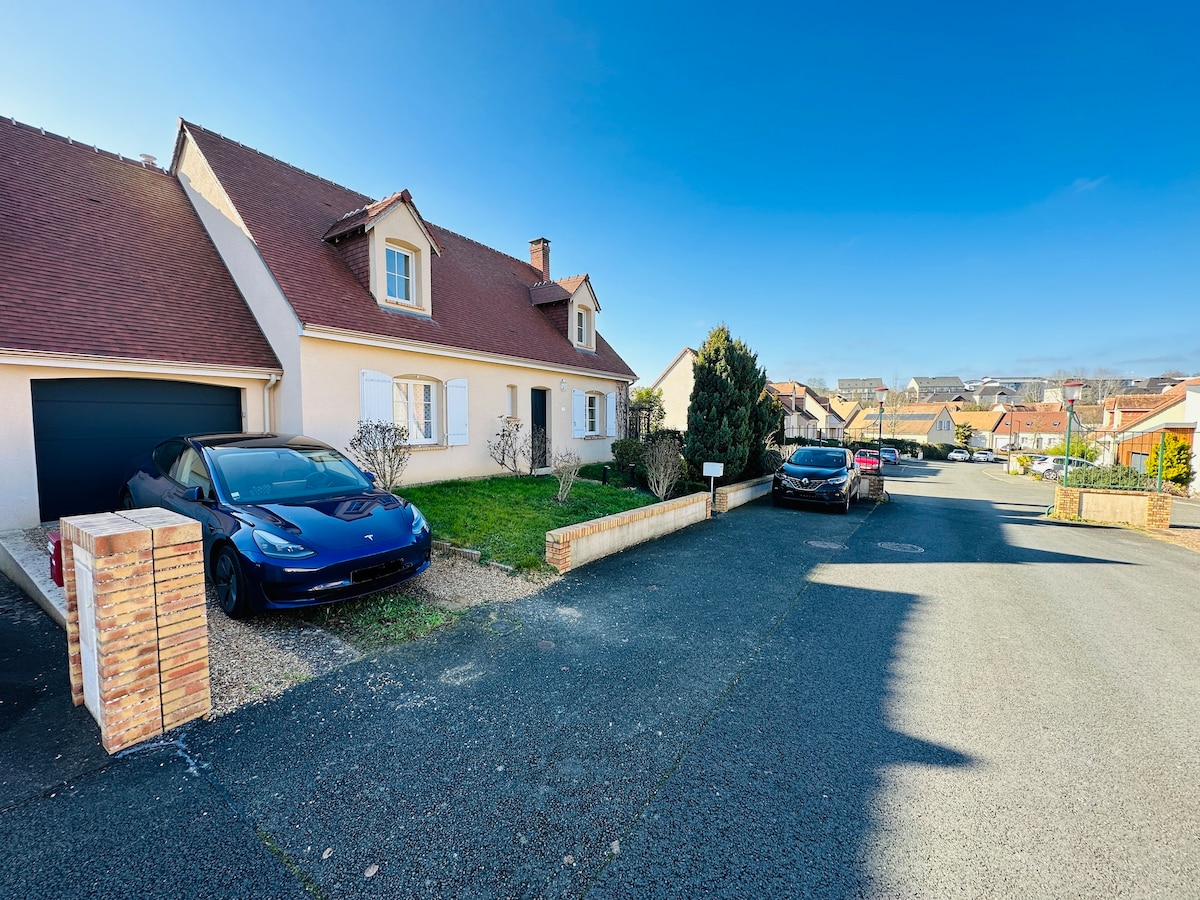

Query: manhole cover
left=804, top=540, right=847, bottom=550
left=877, top=542, right=924, bottom=553
left=488, top=619, right=520, bottom=634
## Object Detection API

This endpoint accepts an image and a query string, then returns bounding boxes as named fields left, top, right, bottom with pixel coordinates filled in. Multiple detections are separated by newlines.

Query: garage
left=31, top=378, right=242, bottom=522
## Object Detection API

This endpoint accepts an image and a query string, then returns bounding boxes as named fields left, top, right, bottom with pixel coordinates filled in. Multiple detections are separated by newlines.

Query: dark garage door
left=31, top=378, right=242, bottom=522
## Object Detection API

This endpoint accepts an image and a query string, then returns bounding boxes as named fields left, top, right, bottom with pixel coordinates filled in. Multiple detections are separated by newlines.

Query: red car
left=854, top=449, right=881, bottom=472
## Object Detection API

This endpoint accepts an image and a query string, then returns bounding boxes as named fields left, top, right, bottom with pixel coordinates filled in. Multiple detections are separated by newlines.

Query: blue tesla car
left=121, top=433, right=432, bottom=618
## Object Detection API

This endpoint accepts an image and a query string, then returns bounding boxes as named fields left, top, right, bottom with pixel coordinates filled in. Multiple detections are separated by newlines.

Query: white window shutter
left=572, top=390, right=585, bottom=438
left=360, top=369, right=393, bottom=422
left=446, top=378, right=469, bottom=446
left=605, top=392, right=617, bottom=437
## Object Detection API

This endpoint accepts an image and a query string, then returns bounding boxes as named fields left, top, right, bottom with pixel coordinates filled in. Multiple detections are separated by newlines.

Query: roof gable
left=0, top=117, right=278, bottom=370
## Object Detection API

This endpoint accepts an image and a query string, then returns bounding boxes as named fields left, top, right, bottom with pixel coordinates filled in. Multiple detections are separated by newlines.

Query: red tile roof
left=0, top=118, right=279, bottom=370
left=179, top=122, right=635, bottom=379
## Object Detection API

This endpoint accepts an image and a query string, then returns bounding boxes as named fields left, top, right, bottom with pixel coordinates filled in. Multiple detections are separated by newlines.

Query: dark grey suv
left=771, top=447, right=861, bottom=513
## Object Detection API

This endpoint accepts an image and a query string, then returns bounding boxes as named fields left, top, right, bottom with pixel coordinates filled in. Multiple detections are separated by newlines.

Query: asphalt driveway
left=2, top=461, right=1197, bottom=898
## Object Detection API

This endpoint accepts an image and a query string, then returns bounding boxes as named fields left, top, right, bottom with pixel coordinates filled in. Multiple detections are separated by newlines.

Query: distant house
left=906, top=376, right=966, bottom=397
left=845, top=403, right=956, bottom=445
left=995, top=410, right=1073, bottom=452
left=0, top=117, right=637, bottom=530
left=647, top=348, right=698, bottom=431
left=836, top=377, right=885, bottom=403
left=1098, top=379, right=1199, bottom=485
left=950, top=411, right=1006, bottom=450
left=767, top=382, right=845, bottom=443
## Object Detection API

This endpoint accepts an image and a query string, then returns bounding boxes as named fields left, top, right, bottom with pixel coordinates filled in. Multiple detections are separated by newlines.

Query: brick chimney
left=530, top=237, right=550, bottom=281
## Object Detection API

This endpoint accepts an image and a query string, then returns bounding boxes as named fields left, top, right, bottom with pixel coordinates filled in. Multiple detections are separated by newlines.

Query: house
left=0, top=117, right=636, bottom=530
left=906, top=376, right=966, bottom=398
left=950, top=411, right=1005, bottom=451
left=767, top=382, right=846, bottom=443
left=995, top=409, right=1073, bottom=452
left=173, top=121, right=635, bottom=492
left=836, top=377, right=885, bottom=403
left=1098, top=379, right=1199, bottom=486
left=0, top=118, right=282, bottom=529
left=647, top=348, right=698, bottom=431
left=844, top=403, right=956, bottom=445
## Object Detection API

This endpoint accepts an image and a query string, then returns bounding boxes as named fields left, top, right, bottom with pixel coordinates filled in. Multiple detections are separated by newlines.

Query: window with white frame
left=585, top=394, right=599, bottom=435
left=385, top=246, right=414, bottom=305
left=359, top=370, right=469, bottom=448
left=394, top=379, right=436, bottom=443
left=574, top=305, right=593, bottom=349
left=506, top=384, right=518, bottom=418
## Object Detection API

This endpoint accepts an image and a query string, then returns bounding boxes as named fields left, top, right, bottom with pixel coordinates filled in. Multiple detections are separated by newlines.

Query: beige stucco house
left=767, top=382, right=845, bottom=443
left=845, top=403, right=956, bottom=445
left=648, top=348, right=698, bottom=431
left=0, top=117, right=636, bottom=530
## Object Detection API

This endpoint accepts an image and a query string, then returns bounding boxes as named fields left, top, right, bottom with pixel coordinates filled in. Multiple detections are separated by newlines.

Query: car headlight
left=409, top=503, right=428, bottom=535
left=826, top=474, right=848, bottom=485
left=252, top=530, right=316, bottom=559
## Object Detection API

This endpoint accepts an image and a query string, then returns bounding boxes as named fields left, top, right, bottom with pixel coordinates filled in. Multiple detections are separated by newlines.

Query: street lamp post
left=876, top=386, right=888, bottom=469
left=1007, top=411, right=1016, bottom=471
left=1062, top=380, right=1084, bottom=483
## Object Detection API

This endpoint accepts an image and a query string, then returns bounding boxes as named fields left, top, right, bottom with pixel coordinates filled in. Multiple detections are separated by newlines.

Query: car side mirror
left=363, top=471, right=378, bottom=484
left=181, top=485, right=204, bottom=502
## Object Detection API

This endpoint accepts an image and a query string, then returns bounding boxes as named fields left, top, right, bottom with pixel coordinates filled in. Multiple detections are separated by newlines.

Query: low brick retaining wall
left=1053, top=486, right=1172, bottom=528
left=713, top=476, right=772, bottom=513
left=546, top=492, right=711, bottom=574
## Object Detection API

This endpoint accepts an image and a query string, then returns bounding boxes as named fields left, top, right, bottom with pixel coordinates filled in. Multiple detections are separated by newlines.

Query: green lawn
left=399, top=474, right=658, bottom=570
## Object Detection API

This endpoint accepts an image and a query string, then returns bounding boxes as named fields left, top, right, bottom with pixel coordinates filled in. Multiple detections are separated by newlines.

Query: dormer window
left=385, top=246, right=414, bottom=305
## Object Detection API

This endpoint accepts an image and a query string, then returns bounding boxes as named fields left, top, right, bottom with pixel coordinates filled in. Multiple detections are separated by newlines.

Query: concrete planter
left=1052, top=486, right=1172, bottom=528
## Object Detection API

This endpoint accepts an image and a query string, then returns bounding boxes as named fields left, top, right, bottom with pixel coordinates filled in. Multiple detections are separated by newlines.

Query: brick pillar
left=1052, top=486, right=1081, bottom=520
left=61, top=513, right=163, bottom=753
left=866, top=473, right=885, bottom=500
left=1145, top=493, right=1173, bottom=529
left=119, top=508, right=211, bottom=731
left=61, top=510, right=209, bottom=754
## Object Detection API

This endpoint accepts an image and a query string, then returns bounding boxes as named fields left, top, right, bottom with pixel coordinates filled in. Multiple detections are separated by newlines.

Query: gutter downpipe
left=263, top=374, right=279, bottom=432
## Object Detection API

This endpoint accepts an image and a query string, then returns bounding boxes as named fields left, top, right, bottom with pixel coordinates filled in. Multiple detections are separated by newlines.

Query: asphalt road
left=2, top=460, right=1197, bottom=898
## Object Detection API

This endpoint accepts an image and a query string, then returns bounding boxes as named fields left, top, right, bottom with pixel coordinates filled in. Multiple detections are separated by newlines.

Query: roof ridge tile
left=181, top=119, right=372, bottom=201
left=3, top=114, right=170, bottom=174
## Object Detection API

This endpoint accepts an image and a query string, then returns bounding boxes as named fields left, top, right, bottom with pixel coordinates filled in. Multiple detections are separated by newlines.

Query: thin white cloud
left=1069, top=176, right=1108, bottom=193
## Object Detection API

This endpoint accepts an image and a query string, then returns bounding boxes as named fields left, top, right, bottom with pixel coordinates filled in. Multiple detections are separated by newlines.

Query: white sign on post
left=703, top=462, right=724, bottom=501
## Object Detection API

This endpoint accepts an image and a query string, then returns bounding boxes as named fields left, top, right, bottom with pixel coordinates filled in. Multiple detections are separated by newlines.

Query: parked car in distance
left=947, top=448, right=971, bottom=462
left=879, top=447, right=900, bottom=465
left=121, top=433, right=432, bottom=618
left=773, top=447, right=862, bottom=513
left=1030, top=456, right=1095, bottom=482
left=854, top=449, right=881, bottom=472
left=971, top=449, right=995, bottom=462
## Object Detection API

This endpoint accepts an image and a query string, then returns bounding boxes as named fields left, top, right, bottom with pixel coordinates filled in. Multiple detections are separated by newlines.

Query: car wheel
left=213, top=545, right=250, bottom=619
left=840, top=491, right=851, bottom=514
left=1043, top=469, right=1059, bottom=482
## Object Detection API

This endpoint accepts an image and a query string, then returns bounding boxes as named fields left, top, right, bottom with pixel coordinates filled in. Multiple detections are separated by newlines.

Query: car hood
left=235, top=494, right=418, bottom=550
left=780, top=463, right=847, bottom=479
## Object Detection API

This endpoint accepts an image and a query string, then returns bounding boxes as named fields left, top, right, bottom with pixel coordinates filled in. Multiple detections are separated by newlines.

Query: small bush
left=643, top=434, right=684, bottom=500
left=346, top=420, right=411, bottom=492
left=486, top=419, right=523, bottom=475
left=611, top=438, right=644, bottom=470
left=551, top=449, right=582, bottom=502
left=921, top=443, right=948, bottom=460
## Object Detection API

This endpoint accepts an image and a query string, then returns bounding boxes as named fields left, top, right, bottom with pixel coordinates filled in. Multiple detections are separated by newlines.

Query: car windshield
left=209, top=446, right=373, bottom=504
left=789, top=449, right=847, bottom=468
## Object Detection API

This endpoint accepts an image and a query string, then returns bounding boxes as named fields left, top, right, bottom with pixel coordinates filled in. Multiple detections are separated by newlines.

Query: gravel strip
left=23, top=526, right=557, bottom=717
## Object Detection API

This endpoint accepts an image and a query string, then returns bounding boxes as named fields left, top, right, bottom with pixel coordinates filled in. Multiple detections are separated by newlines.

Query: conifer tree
left=684, top=325, right=773, bottom=480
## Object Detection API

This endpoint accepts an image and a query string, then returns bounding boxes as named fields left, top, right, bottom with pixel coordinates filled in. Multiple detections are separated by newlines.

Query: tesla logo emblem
left=364, top=534, right=374, bottom=541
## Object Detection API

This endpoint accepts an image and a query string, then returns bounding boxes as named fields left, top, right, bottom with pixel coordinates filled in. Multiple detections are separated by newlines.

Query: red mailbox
left=48, top=530, right=64, bottom=587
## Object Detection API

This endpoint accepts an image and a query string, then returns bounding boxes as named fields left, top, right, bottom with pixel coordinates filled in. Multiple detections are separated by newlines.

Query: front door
left=530, top=388, right=549, bottom=469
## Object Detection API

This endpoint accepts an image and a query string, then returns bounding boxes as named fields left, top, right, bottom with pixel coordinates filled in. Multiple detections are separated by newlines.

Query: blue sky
left=4, top=2, right=1198, bottom=389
